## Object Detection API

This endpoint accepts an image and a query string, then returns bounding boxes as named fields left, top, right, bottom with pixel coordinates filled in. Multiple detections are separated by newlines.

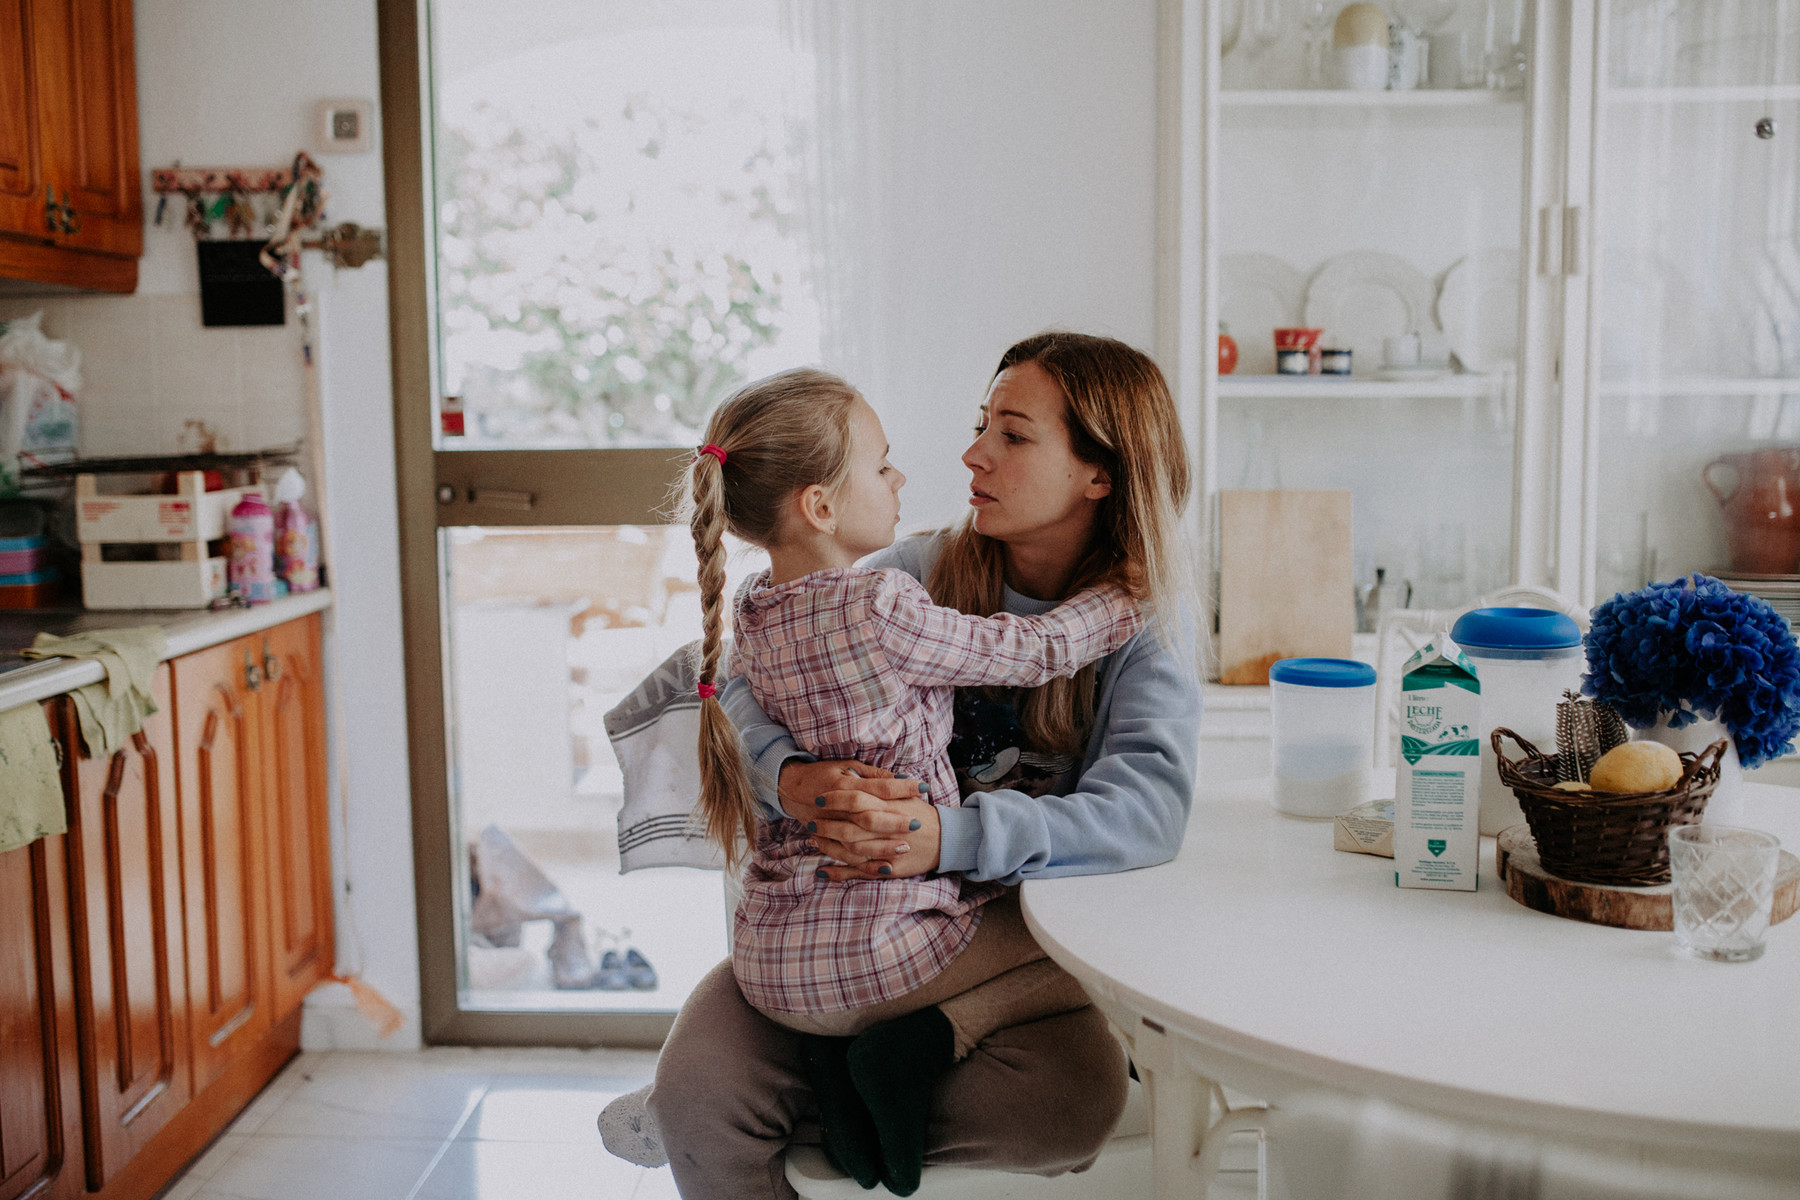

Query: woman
left=649, top=331, right=1201, bottom=1199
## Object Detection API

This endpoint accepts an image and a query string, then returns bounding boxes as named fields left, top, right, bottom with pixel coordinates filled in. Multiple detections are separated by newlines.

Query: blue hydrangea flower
left=1582, top=574, right=1800, bottom=769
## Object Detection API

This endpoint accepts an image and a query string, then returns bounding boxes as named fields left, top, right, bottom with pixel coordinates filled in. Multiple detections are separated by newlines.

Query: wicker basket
left=1490, top=728, right=1727, bottom=886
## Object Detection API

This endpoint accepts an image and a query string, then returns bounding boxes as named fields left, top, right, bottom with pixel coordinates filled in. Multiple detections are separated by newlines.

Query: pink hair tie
left=698, top=443, right=727, bottom=466
left=697, top=682, right=718, bottom=699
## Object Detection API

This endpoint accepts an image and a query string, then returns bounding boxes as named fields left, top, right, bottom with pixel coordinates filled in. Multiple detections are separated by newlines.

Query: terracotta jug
left=1703, top=448, right=1800, bottom=574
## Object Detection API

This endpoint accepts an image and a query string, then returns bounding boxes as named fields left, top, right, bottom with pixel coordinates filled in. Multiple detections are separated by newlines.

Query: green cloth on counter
left=20, top=626, right=167, bottom=758
left=0, top=702, right=66, bottom=854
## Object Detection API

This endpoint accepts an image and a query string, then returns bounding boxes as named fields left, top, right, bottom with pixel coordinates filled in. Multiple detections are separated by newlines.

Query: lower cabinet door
left=0, top=707, right=84, bottom=1200
left=63, top=666, right=190, bottom=1189
left=173, top=637, right=272, bottom=1094
left=260, top=616, right=334, bottom=1021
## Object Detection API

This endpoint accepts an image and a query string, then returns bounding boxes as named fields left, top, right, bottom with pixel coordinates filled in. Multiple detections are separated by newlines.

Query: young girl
left=687, top=366, right=1144, bottom=1195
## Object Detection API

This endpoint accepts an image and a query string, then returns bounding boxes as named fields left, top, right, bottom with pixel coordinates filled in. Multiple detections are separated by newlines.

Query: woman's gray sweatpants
left=648, top=957, right=1130, bottom=1200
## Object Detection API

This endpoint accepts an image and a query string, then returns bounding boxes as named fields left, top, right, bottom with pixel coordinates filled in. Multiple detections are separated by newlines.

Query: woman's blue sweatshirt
left=722, top=532, right=1202, bottom=886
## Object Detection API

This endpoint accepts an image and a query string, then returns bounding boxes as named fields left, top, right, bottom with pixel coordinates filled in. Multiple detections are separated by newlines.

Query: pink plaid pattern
left=730, top=566, right=1143, bottom=1014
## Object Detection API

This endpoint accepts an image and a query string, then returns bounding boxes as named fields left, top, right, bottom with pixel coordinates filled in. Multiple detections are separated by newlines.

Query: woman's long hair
left=684, top=368, right=862, bottom=864
left=927, top=332, right=1193, bottom=757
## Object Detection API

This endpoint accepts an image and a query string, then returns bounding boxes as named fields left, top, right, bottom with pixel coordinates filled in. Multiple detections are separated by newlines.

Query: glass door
left=386, top=0, right=816, bottom=1042
left=1583, top=0, right=1800, bottom=612
left=1211, top=0, right=1541, bottom=623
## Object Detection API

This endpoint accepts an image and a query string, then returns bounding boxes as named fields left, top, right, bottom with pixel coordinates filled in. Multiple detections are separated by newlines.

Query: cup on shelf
left=1319, top=347, right=1353, bottom=375
left=1274, top=327, right=1324, bottom=375
left=1333, top=1, right=1392, bottom=90
left=1669, top=825, right=1783, bottom=963
left=1383, top=333, right=1422, bottom=368
left=1429, top=30, right=1477, bottom=88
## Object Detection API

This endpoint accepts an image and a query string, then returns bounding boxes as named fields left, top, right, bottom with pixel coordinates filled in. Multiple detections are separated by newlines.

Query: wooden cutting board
left=1496, top=825, right=1800, bottom=931
left=1217, top=489, right=1354, bottom=685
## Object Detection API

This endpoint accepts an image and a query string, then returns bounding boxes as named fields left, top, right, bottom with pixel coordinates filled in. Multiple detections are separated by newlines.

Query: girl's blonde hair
left=927, top=332, right=1193, bottom=757
left=686, top=367, right=863, bottom=863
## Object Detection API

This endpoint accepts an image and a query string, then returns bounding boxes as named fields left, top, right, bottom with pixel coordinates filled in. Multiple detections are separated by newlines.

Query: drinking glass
left=1299, top=2, right=1333, bottom=85
left=1669, top=824, right=1782, bottom=962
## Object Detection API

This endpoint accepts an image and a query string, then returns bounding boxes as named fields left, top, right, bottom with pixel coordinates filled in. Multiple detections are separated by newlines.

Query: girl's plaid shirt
left=729, top=566, right=1142, bottom=1014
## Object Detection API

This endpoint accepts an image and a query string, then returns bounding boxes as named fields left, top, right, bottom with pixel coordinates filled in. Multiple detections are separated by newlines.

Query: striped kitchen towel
left=603, top=642, right=731, bottom=873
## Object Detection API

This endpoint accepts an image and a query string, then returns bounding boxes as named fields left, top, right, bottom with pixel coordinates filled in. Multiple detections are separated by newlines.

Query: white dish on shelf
left=1221, top=252, right=1307, bottom=376
left=1437, top=248, right=1521, bottom=372
left=1374, top=365, right=1454, bottom=381
left=1303, top=251, right=1436, bottom=377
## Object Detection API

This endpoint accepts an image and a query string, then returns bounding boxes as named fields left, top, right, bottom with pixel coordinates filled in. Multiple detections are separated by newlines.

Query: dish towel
left=603, top=640, right=732, bottom=873
left=0, top=701, right=66, bottom=853
left=20, top=626, right=168, bottom=758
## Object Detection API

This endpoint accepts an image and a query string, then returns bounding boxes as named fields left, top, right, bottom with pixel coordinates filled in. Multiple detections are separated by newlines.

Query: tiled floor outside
left=158, top=1048, right=1260, bottom=1200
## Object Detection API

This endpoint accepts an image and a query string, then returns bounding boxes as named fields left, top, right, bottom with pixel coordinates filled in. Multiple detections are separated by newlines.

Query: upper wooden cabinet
left=0, top=0, right=141, bottom=292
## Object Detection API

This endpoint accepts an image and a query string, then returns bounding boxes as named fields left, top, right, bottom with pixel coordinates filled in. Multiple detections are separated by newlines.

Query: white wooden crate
left=81, top=556, right=228, bottom=609
left=76, top=471, right=262, bottom=544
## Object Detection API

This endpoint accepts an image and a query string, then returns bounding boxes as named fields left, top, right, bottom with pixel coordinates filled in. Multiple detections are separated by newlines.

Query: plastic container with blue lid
left=1268, top=657, right=1376, bottom=819
left=1448, top=607, right=1587, bottom=835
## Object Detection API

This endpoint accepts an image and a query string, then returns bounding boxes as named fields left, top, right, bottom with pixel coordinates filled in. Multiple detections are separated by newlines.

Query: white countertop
left=1023, top=777, right=1800, bottom=1159
left=0, top=589, right=333, bottom=712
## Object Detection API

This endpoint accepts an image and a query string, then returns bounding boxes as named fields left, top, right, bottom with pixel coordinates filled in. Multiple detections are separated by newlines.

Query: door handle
left=469, top=487, right=534, bottom=511
left=1561, top=205, right=1585, bottom=277
left=245, top=650, right=263, bottom=692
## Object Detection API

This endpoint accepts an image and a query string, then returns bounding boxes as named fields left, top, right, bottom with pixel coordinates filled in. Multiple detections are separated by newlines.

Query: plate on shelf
left=1437, top=248, right=1521, bottom=373
left=1303, top=251, right=1436, bottom=377
left=1221, top=253, right=1307, bottom=376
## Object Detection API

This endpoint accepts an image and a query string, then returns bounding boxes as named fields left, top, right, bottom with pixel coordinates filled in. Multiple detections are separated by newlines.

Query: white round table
left=1022, top=778, right=1800, bottom=1196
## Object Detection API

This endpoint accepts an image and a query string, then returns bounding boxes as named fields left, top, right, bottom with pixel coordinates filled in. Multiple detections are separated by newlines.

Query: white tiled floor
left=161, top=1049, right=677, bottom=1200
left=160, top=1048, right=1258, bottom=1200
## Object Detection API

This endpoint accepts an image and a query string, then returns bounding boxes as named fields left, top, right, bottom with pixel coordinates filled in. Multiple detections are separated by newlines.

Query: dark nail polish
left=806, top=821, right=817, bottom=833
left=877, top=865, right=892, bottom=876
left=815, top=869, right=830, bottom=880
left=917, top=782, right=931, bottom=795
left=814, top=796, right=827, bottom=806
left=894, top=772, right=910, bottom=779
left=909, top=819, right=921, bottom=831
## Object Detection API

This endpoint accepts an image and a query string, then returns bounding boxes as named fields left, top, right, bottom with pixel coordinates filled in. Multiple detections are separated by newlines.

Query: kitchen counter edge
left=0, top=589, right=335, bottom=712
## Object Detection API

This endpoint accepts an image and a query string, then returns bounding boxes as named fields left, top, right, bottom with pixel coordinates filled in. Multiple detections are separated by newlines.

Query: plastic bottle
left=273, top=468, right=320, bottom=593
left=227, top=490, right=277, bottom=604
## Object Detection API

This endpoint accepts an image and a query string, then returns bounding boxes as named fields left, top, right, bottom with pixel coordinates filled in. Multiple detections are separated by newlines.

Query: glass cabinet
left=1169, top=0, right=1800, bottom=659
left=1582, top=0, right=1800, bottom=616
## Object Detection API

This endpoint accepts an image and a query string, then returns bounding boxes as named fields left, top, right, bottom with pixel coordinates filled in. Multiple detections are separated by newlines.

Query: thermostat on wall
left=316, top=98, right=373, bottom=153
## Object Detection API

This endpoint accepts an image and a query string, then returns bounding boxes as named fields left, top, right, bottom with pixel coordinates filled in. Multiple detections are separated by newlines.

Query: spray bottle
left=274, top=468, right=319, bottom=593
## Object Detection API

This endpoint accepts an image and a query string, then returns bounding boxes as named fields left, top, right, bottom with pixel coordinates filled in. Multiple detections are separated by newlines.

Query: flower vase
left=1641, top=712, right=1744, bottom=826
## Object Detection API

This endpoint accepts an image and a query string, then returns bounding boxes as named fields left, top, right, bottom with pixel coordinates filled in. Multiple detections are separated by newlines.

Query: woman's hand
left=776, top=760, right=942, bottom=879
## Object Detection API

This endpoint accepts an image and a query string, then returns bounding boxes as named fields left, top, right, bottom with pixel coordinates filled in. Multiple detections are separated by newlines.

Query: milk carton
left=1395, top=641, right=1481, bottom=891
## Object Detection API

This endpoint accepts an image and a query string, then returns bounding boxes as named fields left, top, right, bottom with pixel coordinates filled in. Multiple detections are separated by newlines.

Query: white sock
left=598, top=1083, right=668, bottom=1168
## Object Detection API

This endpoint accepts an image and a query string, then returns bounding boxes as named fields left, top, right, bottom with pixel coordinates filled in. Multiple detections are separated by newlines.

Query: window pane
left=431, top=0, right=820, bottom=448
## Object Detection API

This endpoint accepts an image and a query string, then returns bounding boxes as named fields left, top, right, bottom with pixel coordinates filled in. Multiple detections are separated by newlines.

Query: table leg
left=1128, top=1014, right=1270, bottom=1200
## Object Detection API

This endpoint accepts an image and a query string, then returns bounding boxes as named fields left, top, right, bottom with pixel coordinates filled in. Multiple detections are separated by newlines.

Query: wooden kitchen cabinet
left=0, top=708, right=84, bottom=1200
left=172, top=636, right=274, bottom=1095
left=257, top=619, right=334, bottom=1023
left=0, top=0, right=141, bottom=292
left=61, top=664, right=190, bottom=1190
left=0, top=610, right=334, bottom=1200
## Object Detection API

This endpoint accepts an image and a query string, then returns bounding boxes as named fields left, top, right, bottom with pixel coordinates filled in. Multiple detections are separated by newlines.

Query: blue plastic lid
left=0, top=566, right=59, bottom=586
left=0, top=535, right=45, bottom=552
left=1450, top=607, right=1582, bottom=651
left=1269, top=657, right=1376, bottom=688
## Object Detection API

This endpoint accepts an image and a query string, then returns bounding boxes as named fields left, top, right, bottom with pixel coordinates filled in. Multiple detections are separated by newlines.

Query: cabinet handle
left=1561, top=206, right=1585, bottom=277
left=264, top=651, right=281, bottom=683
left=59, top=191, right=80, bottom=234
left=245, top=656, right=263, bottom=692
left=44, top=186, right=62, bottom=233
left=1536, top=205, right=1562, bottom=276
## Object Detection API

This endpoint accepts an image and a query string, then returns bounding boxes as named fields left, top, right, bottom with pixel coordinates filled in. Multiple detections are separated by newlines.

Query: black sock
left=800, top=1035, right=884, bottom=1189
left=847, top=1008, right=956, bottom=1197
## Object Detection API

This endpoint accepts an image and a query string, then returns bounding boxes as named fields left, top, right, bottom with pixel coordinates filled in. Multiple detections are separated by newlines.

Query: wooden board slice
left=1495, top=825, right=1800, bottom=931
left=1216, top=489, right=1354, bottom=685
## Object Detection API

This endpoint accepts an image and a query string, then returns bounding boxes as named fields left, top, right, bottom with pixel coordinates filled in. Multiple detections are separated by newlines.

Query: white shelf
left=1600, top=377, right=1800, bottom=398
left=1219, top=373, right=1509, bottom=401
left=1603, top=85, right=1800, bottom=106
left=1221, top=88, right=1521, bottom=107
